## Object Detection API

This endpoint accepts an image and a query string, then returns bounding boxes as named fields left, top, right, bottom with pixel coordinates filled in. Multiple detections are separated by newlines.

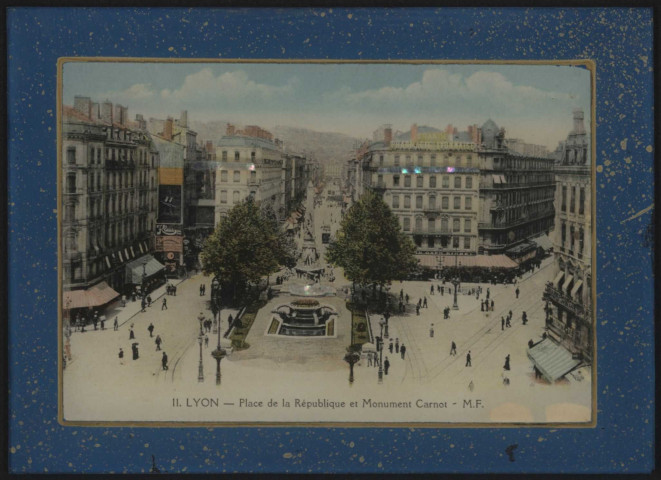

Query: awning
left=492, top=174, right=501, bottom=184
left=562, top=275, right=574, bottom=294
left=416, top=254, right=518, bottom=269
left=532, top=234, right=553, bottom=251
left=125, top=255, right=166, bottom=284
left=570, top=279, right=583, bottom=298
left=527, top=338, right=581, bottom=382
left=499, top=174, right=507, bottom=184
left=552, top=271, right=564, bottom=288
left=63, top=281, right=120, bottom=309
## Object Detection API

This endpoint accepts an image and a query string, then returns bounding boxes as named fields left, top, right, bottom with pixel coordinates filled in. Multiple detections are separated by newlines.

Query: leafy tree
left=326, top=191, right=417, bottom=291
left=201, top=197, right=285, bottom=300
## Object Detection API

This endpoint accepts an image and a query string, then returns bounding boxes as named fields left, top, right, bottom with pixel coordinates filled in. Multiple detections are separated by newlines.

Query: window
left=377, top=174, right=383, bottom=187
left=67, top=173, right=76, bottom=194
left=404, top=195, right=411, bottom=208
left=416, top=176, right=423, bottom=188
left=251, top=151, right=256, bottom=162
left=579, top=227, right=585, bottom=259
left=222, top=151, right=228, bottom=161
left=579, top=187, right=585, bottom=215
left=415, top=217, right=423, bottom=231
left=428, top=218, right=435, bottom=232
left=569, top=225, right=575, bottom=253
left=234, top=151, right=240, bottom=161
left=404, top=176, right=411, bottom=187
left=394, top=155, right=400, bottom=166
left=393, top=175, right=400, bottom=186
left=403, top=217, right=410, bottom=231
left=430, top=154, right=437, bottom=166
left=562, top=186, right=567, bottom=212
left=392, top=195, right=399, bottom=208
left=417, top=155, right=423, bottom=165
left=453, top=197, right=461, bottom=209
left=428, top=236, right=435, bottom=248
left=416, top=195, right=423, bottom=209
left=233, top=170, right=240, bottom=182
left=561, top=222, right=566, bottom=250
left=570, top=186, right=576, bottom=213
left=250, top=171, right=257, bottom=183
left=464, top=236, right=471, bottom=249
left=67, top=147, right=76, bottom=164
left=464, top=219, right=471, bottom=232
left=465, top=177, right=472, bottom=189
left=233, top=191, right=240, bottom=204
left=453, top=218, right=460, bottom=232
left=466, top=155, right=473, bottom=167
left=379, top=155, right=384, bottom=166
left=441, top=218, right=449, bottom=232
left=453, top=236, right=460, bottom=248
left=454, top=176, right=462, bottom=188
left=442, top=197, right=449, bottom=209
left=442, top=176, right=449, bottom=188
left=220, top=171, right=228, bottom=182
left=406, top=155, right=412, bottom=166
left=429, top=195, right=436, bottom=209
left=465, top=196, right=472, bottom=210
left=220, top=190, right=227, bottom=204
left=429, top=176, right=436, bottom=188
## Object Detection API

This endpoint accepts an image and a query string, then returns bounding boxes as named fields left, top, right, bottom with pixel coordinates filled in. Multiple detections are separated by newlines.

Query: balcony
left=542, top=283, right=586, bottom=318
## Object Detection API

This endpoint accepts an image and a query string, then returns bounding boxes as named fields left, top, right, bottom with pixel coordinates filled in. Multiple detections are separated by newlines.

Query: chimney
left=90, top=102, right=99, bottom=120
left=73, top=96, right=92, bottom=118
left=206, top=140, right=213, bottom=153
left=384, top=126, right=392, bottom=146
left=180, top=110, right=188, bottom=128
left=135, top=114, right=146, bottom=130
left=226, top=123, right=235, bottom=136
left=114, top=104, right=128, bottom=126
left=411, top=124, right=418, bottom=144
left=100, top=100, right=113, bottom=124
left=163, top=117, right=174, bottom=140
left=573, top=109, right=585, bottom=134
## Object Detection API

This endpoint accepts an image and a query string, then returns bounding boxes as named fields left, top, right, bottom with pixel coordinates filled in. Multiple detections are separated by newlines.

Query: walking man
left=162, top=352, right=169, bottom=370
left=465, top=350, right=472, bottom=367
left=423, top=296, right=428, bottom=308
left=430, top=285, right=434, bottom=295
left=395, top=338, right=400, bottom=353
left=118, top=347, right=124, bottom=365
left=515, top=287, right=520, bottom=299
left=416, top=304, right=420, bottom=316
left=141, top=298, right=146, bottom=312
left=100, top=318, right=105, bottom=330
left=501, top=316, right=505, bottom=331
left=400, top=344, right=406, bottom=359
left=204, top=335, right=209, bottom=348
left=129, top=327, right=135, bottom=340
left=113, top=316, right=119, bottom=331
left=147, top=295, right=152, bottom=307
left=430, top=323, right=434, bottom=338
left=162, top=298, right=167, bottom=310
left=441, top=286, right=444, bottom=296
left=450, top=340, right=457, bottom=356
left=490, top=299, right=494, bottom=311
left=155, top=334, right=162, bottom=351
left=506, top=316, right=511, bottom=328
left=522, top=311, right=528, bottom=325
left=148, top=323, right=154, bottom=337
left=384, top=357, right=390, bottom=375
left=389, top=339, right=394, bottom=354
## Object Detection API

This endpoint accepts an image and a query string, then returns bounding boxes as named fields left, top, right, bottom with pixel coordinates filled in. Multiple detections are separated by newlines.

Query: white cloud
left=98, top=83, right=156, bottom=102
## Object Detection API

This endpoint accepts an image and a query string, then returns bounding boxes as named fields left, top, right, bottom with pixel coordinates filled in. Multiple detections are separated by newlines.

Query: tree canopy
left=201, top=197, right=292, bottom=296
left=326, top=191, right=417, bottom=288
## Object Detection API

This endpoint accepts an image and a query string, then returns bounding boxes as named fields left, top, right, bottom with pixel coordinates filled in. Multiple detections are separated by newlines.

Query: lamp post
left=344, top=346, right=360, bottom=385
left=452, top=243, right=460, bottom=310
left=377, top=335, right=383, bottom=383
left=197, top=313, right=205, bottom=383
left=211, top=307, right=227, bottom=386
left=211, top=277, right=221, bottom=334
left=142, top=260, right=148, bottom=295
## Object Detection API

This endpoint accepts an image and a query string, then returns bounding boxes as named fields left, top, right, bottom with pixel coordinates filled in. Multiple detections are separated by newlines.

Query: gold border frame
left=57, top=57, right=597, bottom=428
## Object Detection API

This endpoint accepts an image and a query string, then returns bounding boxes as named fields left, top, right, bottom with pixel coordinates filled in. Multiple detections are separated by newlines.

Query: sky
left=63, top=62, right=591, bottom=149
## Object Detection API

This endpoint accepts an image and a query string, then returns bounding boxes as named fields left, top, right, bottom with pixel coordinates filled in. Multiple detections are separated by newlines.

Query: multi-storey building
left=543, top=109, right=592, bottom=362
left=361, top=126, right=480, bottom=256
left=477, top=119, right=556, bottom=256
left=214, top=126, right=308, bottom=222
left=62, top=97, right=160, bottom=302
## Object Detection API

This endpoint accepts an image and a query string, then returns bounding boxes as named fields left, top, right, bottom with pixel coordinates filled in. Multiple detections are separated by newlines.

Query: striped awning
left=532, top=234, right=553, bottom=251
left=553, top=271, right=564, bottom=288
left=416, top=254, right=518, bottom=269
left=561, top=275, right=574, bottom=294
left=527, top=338, right=581, bottom=382
left=571, top=279, right=584, bottom=298
left=63, top=282, right=120, bottom=309
left=125, top=255, right=165, bottom=284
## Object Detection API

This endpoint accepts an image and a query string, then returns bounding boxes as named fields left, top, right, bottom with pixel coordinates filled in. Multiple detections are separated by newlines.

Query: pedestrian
left=367, top=351, right=373, bottom=367
left=490, top=299, right=494, bottom=311
left=118, top=347, right=124, bottom=365
left=481, top=300, right=485, bottom=312
left=147, top=295, right=152, bottom=307
left=417, top=298, right=422, bottom=308
left=204, top=335, right=209, bottom=348
left=528, top=339, right=534, bottom=349
left=423, top=296, right=428, bottom=308
left=155, top=335, right=162, bottom=351
left=430, top=323, right=434, bottom=338
left=200, top=284, right=204, bottom=296
left=522, top=311, right=528, bottom=325
left=416, top=305, right=420, bottom=316
left=384, top=357, right=390, bottom=375
left=162, top=352, right=169, bottom=370
left=405, top=294, right=409, bottom=304
left=132, top=342, right=139, bottom=360
left=509, top=310, right=513, bottom=319
left=389, top=339, right=393, bottom=353
left=437, top=284, right=441, bottom=293
left=486, top=287, right=490, bottom=299
left=100, top=318, right=105, bottom=330
left=400, top=344, right=406, bottom=359
left=113, top=316, right=118, bottom=331
left=141, top=298, right=146, bottom=312
left=395, top=338, right=400, bottom=353
left=162, top=298, right=167, bottom=310
left=450, top=340, right=457, bottom=356
left=506, top=316, right=511, bottom=328
left=515, top=287, right=520, bottom=299
left=501, top=317, right=505, bottom=330
left=441, top=286, right=444, bottom=296
left=148, top=323, right=154, bottom=337
left=129, top=328, right=135, bottom=340
left=93, top=316, right=98, bottom=331
left=465, top=350, right=472, bottom=367
left=430, top=285, right=434, bottom=295
left=503, top=354, right=510, bottom=371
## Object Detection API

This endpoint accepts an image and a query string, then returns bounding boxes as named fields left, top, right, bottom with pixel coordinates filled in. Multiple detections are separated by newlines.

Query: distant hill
left=270, top=126, right=361, bottom=165
left=190, top=120, right=230, bottom=145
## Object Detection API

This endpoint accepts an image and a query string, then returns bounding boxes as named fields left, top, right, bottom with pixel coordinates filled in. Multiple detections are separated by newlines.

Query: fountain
left=267, top=299, right=338, bottom=337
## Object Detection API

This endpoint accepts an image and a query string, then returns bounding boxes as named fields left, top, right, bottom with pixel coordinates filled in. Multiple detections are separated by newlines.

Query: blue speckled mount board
left=7, top=7, right=654, bottom=474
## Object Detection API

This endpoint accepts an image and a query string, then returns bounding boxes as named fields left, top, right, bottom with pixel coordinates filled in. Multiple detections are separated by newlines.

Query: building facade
left=62, top=97, right=159, bottom=296
left=543, top=109, right=592, bottom=361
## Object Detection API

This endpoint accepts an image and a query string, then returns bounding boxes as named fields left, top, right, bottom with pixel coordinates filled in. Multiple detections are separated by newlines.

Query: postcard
left=8, top=7, right=654, bottom=475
